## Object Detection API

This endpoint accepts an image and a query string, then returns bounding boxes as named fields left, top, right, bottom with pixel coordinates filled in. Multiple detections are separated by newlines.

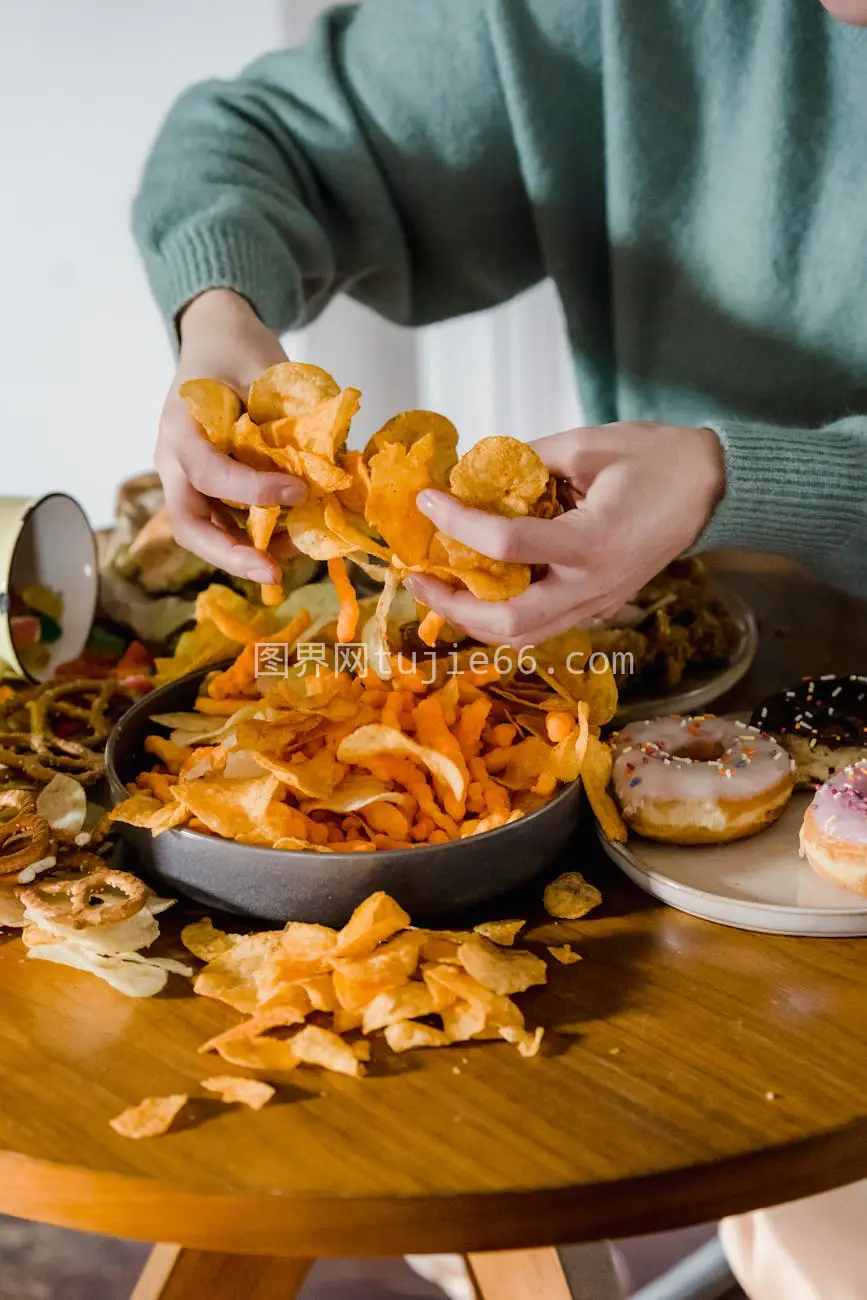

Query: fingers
left=405, top=571, right=577, bottom=647
left=417, top=491, right=595, bottom=565
left=161, top=466, right=281, bottom=583
left=166, top=407, right=306, bottom=508
left=530, top=426, right=615, bottom=488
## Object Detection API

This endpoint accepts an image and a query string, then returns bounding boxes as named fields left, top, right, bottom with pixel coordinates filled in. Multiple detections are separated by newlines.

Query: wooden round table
left=1, top=555, right=865, bottom=1300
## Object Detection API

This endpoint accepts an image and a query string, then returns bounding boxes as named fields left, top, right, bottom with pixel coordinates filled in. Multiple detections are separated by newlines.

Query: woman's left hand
left=406, top=421, right=726, bottom=647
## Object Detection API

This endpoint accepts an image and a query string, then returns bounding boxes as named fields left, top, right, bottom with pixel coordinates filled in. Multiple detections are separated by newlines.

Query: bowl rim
left=105, top=665, right=583, bottom=863
left=3, top=492, right=99, bottom=683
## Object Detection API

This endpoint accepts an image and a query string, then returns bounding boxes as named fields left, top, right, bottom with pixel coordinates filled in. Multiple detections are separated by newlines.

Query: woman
left=134, top=2, right=867, bottom=1295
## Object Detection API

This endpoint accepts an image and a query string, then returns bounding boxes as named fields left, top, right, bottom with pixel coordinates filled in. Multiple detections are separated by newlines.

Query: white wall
left=0, top=0, right=416, bottom=528
left=0, top=0, right=578, bottom=527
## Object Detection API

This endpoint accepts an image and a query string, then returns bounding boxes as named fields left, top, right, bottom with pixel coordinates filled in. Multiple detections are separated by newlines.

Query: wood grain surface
left=0, top=555, right=864, bottom=1258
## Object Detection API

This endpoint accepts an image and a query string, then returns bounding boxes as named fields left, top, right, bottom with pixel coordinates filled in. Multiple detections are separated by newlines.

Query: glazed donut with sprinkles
left=610, top=714, right=795, bottom=845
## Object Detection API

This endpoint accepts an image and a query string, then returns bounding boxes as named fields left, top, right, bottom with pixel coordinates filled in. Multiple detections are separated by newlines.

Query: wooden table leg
left=466, top=1243, right=622, bottom=1300
left=130, top=1244, right=313, bottom=1300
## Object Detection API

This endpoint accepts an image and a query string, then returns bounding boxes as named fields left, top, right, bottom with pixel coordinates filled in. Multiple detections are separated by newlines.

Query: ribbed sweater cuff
left=142, top=223, right=305, bottom=346
left=693, top=419, right=865, bottom=562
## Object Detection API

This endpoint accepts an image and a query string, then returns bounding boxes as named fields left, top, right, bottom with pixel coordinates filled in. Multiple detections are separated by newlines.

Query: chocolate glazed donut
left=751, top=674, right=867, bottom=789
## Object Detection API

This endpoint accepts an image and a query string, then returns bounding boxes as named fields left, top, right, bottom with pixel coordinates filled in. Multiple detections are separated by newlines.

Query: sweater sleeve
left=132, top=0, right=542, bottom=339
left=695, top=415, right=867, bottom=570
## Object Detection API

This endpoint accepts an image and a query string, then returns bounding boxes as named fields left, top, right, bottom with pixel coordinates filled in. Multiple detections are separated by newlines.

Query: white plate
left=600, top=793, right=867, bottom=937
left=613, top=585, right=758, bottom=724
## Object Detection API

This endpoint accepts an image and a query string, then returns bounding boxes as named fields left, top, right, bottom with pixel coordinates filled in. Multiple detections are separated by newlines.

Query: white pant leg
left=720, top=1180, right=867, bottom=1300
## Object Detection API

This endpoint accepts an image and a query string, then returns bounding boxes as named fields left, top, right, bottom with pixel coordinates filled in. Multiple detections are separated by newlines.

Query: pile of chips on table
left=179, top=361, right=564, bottom=646
left=108, top=879, right=602, bottom=1139
left=109, top=580, right=626, bottom=852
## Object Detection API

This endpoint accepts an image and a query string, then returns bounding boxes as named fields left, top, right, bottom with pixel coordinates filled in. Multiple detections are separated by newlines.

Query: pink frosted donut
left=610, top=715, right=795, bottom=844
left=800, top=761, right=867, bottom=896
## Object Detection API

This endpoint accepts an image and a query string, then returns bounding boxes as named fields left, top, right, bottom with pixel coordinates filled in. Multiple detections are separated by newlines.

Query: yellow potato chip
left=473, top=919, right=526, bottom=947
left=449, top=437, right=550, bottom=518
left=193, top=932, right=286, bottom=1013
left=333, top=891, right=411, bottom=959
left=201, top=1076, right=275, bottom=1110
left=297, top=451, right=353, bottom=494
left=107, top=793, right=188, bottom=834
left=194, top=585, right=272, bottom=644
left=383, top=1021, right=450, bottom=1053
left=247, top=362, right=340, bottom=423
left=179, top=379, right=241, bottom=454
left=181, top=918, right=235, bottom=963
left=293, top=973, right=338, bottom=1012
left=543, top=871, right=603, bottom=919
left=322, top=496, right=391, bottom=562
left=457, top=935, right=547, bottom=996
left=337, top=724, right=468, bottom=803
left=109, top=1094, right=188, bottom=1140
left=289, top=1024, right=365, bottom=1077
left=331, top=931, right=421, bottom=989
left=548, top=944, right=582, bottom=965
left=302, top=773, right=406, bottom=814
left=581, top=736, right=627, bottom=841
left=496, top=737, right=554, bottom=790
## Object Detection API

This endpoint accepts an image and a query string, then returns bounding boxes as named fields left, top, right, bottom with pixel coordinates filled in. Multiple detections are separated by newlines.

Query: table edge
left=1, top=1118, right=865, bottom=1255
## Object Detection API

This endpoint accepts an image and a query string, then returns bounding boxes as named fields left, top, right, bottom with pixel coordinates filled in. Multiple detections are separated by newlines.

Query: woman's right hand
left=156, top=288, right=306, bottom=584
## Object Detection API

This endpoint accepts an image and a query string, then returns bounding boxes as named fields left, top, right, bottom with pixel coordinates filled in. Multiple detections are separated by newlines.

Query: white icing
left=610, top=716, right=793, bottom=815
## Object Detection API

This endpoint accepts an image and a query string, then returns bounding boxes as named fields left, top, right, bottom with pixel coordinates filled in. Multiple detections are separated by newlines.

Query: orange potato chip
left=496, top=737, right=554, bottom=790
left=384, top=1021, right=450, bottom=1053
left=194, top=585, right=272, bottom=645
left=201, top=1076, right=275, bottom=1110
left=214, top=1035, right=299, bottom=1072
left=417, top=610, right=446, bottom=647
left=335, top=449, right=371, bottom=515
left=333, top=891, right=411, bottom=959
left=499, top=1025, right=545, bottom=1058
left=172, top=774, right=281, bottom=840
left=548, top=944, right=582, bottom=965
left=322, top=496, right=391, bottom=562
left=293, top=973, right=338, bottom=1012
left=449, top=437, right=549, bottom=518
left=457, top=935, right=547, bottom=996
left=199, top=1001, right=310, bottom=1055
left=247, top=505, right=282, bottom=552
left=181, top=918, right=235, bottom=963
left=289, top=1024, right=365, bottom=1077
left=543, top=871, right=603, bottom=920
left=366, top=431, right=457, bottom=567
left=337, top=725, right=468, bottom=804
left=581, top=735, right=627, bottom=840
left=291, top=387, right=360, bottom=459
left=297, top=451, right=353, bottom=493
left=179, top=378, right=241, bottom=454
left=254, top=749, right=346, bottom=800
left=363, top=410, right=458, bottom=463
left=473, top=919, right=526, bottom=947
left=284, top=500, right=357, bottom=561
left=247, top=362, right=340, bottom=423
left=361, top=983, right=437, bottom=1034
left=109, top=1094, right=188, bottom=1140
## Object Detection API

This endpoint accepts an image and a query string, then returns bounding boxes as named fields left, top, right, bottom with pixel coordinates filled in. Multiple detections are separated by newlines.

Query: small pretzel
left=0, top=735, right=104, bottom=788
left=20, top=860, right=148, bottom=929
left=0, top=791, right=53, bottom=877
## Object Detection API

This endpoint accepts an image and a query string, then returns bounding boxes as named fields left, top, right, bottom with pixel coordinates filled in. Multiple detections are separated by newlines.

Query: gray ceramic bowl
left=105, top=667, right=583, bottom=926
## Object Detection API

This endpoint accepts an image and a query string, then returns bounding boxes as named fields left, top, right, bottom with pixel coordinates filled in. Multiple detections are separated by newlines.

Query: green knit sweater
left=133, top=0, right=867, bottom=598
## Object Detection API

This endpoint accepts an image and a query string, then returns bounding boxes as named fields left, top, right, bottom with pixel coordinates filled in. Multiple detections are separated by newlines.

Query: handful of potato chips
left=179, top=362, right=562, bottom=645
left=110, top=581, right=626, bottom=851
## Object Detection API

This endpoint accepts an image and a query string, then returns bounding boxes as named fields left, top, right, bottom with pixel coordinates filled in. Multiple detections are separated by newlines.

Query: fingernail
left=416, top=490, right=440, bottom=514
left=277, top=482, right=306, bottom=505
left=251, top=565, right=277, bottom=583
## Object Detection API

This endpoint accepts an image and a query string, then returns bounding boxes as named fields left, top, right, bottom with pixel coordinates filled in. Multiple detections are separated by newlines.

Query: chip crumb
left=765, top=1090, right=779, bottom=1101
left=452, top=1065, right=461, bottom=1074
left=543, top=872, right=602, bottom=920
left=609, top=1047, right=621, bottom=1056
left=473, top=918, right=526, bottom=947
left=201, top=1076, right=275, bottom=1111
left=547, top=944, right=582, bottom=965
left=109, top=1094, right=188, bottom=1139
